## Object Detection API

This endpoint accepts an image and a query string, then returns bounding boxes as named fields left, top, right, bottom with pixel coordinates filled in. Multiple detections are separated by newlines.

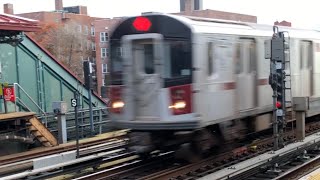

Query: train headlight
left=169, top=101, right=186, bottom=109
left=169, top=85, right=192, bottom=115
left=112, top=101, right=125, bottom=109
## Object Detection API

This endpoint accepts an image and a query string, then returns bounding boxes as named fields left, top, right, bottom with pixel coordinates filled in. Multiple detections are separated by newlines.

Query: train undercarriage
left=127, top=116, right=265, bottom=162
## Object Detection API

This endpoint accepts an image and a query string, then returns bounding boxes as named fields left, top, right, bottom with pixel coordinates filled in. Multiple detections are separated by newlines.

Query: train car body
left=108, top=13, right=320, bottom=153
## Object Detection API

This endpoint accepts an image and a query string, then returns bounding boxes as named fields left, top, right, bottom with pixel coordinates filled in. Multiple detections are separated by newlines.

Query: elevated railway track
left=0, top=130, right=128, bottom=178
left=21, top=116, right=319, bottom=180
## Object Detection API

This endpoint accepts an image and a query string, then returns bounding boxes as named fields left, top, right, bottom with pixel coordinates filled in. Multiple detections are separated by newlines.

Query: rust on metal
left=0, top=14, right=40, bottom=32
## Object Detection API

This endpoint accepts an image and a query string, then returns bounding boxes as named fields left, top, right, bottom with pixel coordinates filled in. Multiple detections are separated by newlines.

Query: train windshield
left=109, top=39, right=192, bottom=87
left=163, top=40, right=192, bottom=87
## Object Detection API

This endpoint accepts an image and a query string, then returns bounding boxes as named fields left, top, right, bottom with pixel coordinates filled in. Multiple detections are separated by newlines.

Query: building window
left=101, top=48, right=108, bottom=58
left=180, top=0, right=185, bottom=11
left=77, top=25, right=82, bottom=33
left=102, top=79, right=105, bottom=86
left=86, top=41, right=90, bottom=50
left=100, top=32, right=109, bottom=42
left=64, top=24, right=69, bottom=32
left=194, top=0, right=201, bottom=10
left=91, top=26, right=95, bottom=36
left=84, top=25, right=88, bottom=35
left=91, top=42, right=96, bottom=51
left=102, top=64, right=108, bottom=73
left=79, top=41, right=83, bottom=50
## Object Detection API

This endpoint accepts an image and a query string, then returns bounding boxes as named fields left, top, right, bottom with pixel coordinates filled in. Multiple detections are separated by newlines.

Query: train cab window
left=131, top=40, right=155, bottom=74
left=169, top=41, right=191, bottom=76
left=163, top=40, right=192, bottom=87
left=142, top=44, right=155, bottom=74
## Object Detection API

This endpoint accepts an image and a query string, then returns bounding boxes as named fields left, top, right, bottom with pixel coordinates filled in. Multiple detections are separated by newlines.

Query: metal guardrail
left=13, top=83, right=48, bottom=126
left=37, top=107, right=111, bottom=141
left=15, top=97, right=32, bottom=112
left=6, top=82, right=111, bottom=140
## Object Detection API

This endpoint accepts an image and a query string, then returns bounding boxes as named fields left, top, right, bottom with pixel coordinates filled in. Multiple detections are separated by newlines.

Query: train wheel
left=175, top=143, right=202, bottom=163
left=175, top=129, right=218, bottom=163
left=128, top=131, right=154, bottom=154
left=191, top=129, right=216, bottom=155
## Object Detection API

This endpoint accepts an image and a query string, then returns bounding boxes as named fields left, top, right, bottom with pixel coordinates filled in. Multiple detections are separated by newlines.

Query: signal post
left=266, top=26, right=310, bottom=149
left=265, top=26, right=289, bottom=150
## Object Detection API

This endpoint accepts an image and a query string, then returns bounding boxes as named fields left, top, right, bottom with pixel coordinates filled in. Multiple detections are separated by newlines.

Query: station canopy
left=0, top=13, right=40, bottom=45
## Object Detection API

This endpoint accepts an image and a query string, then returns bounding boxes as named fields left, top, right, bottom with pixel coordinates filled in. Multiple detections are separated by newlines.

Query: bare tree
left=29, top=21, right=92, bottom=80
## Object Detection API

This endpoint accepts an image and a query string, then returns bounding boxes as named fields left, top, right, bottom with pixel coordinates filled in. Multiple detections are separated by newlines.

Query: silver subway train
left=107, top=13, right=320, bottom=154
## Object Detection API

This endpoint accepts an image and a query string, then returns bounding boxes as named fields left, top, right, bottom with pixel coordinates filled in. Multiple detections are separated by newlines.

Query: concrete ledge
left=199, top=133, right=320, bottom=180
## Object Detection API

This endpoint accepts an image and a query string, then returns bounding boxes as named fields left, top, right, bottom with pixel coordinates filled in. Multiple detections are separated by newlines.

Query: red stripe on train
left=222, top=78, right=269, bottom=90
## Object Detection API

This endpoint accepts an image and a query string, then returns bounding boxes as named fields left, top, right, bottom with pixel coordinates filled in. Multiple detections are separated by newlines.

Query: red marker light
left=276, top=101, right=282, bottom=108
left=133, top=17, right=152, bottom=31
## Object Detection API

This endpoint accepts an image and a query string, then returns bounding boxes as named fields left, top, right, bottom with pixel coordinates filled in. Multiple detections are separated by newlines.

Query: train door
left=121, top=34, right=163, bottom=121
left=206, top=38, right=235, bottom=120
left=300, top=41, right=313, bottom=97
left=235, top=38, right=257, bottom=112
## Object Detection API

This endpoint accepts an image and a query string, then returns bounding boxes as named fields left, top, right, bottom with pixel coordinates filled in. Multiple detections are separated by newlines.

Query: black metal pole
left=88, top=74, right=94, bottom=136
left=83, top=61, right=95, bottom=136
left=271, top=60, right=279, bottom=151
left=74, top=91, right=80, bottom=158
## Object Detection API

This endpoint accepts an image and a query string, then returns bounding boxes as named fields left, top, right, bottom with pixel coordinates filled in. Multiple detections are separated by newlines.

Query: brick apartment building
left=8, top=0, right=102, bottom=93
left=3, top=0, right=260, bottom=97
left=93, top=18, right=122, bottom=92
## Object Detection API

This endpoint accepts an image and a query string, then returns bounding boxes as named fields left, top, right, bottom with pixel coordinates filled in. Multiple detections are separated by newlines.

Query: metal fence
left=37, top=107, right=114, bottom=142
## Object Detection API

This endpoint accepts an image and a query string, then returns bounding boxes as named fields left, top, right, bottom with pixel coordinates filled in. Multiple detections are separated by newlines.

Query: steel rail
left=0, top=129, right=128, bottom=166
left=2, top=148, right=128, bottom=180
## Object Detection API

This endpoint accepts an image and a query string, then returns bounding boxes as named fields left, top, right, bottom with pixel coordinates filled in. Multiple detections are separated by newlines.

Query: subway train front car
left=108, top=14, right=205, bottom=155
left=108, top=12, right=320, bottom=160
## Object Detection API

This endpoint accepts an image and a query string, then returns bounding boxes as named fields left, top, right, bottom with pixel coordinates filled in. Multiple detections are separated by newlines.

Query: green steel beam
left=0, top=35, right=107, bottom=114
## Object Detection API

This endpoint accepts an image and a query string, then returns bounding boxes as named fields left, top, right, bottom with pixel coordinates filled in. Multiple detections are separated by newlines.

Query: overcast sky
left=0, top=0, right=318, bottom=28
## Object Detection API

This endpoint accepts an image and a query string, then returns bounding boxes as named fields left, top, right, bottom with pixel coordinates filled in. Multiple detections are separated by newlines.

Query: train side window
left=249, top=42, right=256, bottom=73
left=307, top=42, right=313, bottom=68
left=300, top=42, right=306, bottom=69
left=300, top=41, right=312, bottom=70
left=207, top=42, right=215, bottom=76
left=300, top=43, right=303, bottom=69
left=235, top=43, right=242, bottom=74
left=237, top=39, right=256, bottom=74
